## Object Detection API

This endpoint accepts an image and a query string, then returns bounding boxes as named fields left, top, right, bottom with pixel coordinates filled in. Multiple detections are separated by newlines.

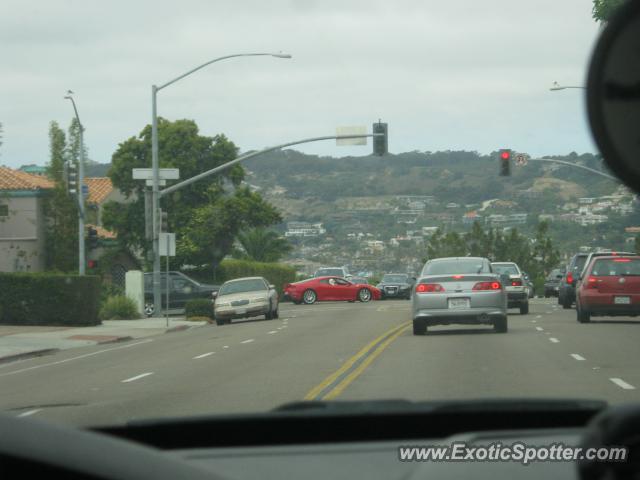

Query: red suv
left=576, top=255, right=640, bottom=323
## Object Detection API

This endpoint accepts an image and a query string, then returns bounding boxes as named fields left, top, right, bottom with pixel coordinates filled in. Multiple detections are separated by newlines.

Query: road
left=1, top=298, right=639, bottom=427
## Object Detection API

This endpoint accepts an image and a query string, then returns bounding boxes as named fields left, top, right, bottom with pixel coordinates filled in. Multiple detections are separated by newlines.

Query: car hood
left=216, top=291, right=269, bottom=303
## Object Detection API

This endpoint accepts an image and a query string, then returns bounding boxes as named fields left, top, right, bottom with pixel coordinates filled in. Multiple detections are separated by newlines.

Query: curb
left=0, top=348, right=60, bottom=365
left=96, top=335, right=133, bottom=345
left=165, top=324, right=192, bottom=333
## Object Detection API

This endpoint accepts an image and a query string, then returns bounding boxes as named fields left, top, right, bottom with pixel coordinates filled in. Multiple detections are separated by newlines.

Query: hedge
left=100, top=295, right=140, bottom=320
left=188, top=259, right=297, bottom=298
left=0, top=272, right=101, bottom=326
left=185, top=298, right=214, bottom=320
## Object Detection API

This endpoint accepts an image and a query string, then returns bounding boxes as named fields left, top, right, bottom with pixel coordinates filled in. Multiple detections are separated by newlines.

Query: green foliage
left=189, top=259, right=297, bottom=298
left=185, top=299, right=214, bottom=320
left=104, top=118, right=282, bottom=268
left=43, top=121, right=78, bottom=272
left=235, top=228, right=292, bottom=262
left=592, top=0, right=628, bottom=22
left=99, top=295, right=140, bottom=320
left=0, top=273, right=100, bottom=326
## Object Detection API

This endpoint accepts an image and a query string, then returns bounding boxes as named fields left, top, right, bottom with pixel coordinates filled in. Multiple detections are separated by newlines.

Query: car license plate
left=235, top=308, right=247, bottom=314
left=614, top=296, right=631, bottom=305
left=448, top=298, right=470, bottom=309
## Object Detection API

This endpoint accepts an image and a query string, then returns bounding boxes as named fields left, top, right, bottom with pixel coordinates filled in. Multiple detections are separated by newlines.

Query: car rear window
left=219, top=279, right=267, bottom=295
left=591, top=258, right=640, bottom=276
left=424, top=259, right=488, bottom=275
left=382, top=274, right=408, bottom=283
left=492, top=264, right=519, bottom=276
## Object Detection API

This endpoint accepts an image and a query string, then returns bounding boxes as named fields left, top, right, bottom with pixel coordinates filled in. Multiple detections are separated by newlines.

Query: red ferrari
left=284, top=276, right=381, bottom=304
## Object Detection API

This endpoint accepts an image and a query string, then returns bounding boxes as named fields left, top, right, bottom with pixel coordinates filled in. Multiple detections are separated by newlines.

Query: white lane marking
left=17, top=409, right=42, bottom=418
left=535, top=315, right=542, bottom=319
left=122, top=372, right=154, bottom=383
left=277, top=327, right=284, bottom=330
left=268, top=331, right=278, bottom=334
left=536, top=327, right=544, bottom=331
left=571, top=354, right=586, bottom=361
left=223, top=346, right=229, bottom=349
left=549, top=337, right=559, bottom=343
left=240, top=339, right=255, bottom=344
left=532, top=320, right=537, bottom=323
left=610, top=378, right=636, bottom=390
left=0, top=339, right=153, bottom=377
left=193, top=352, right=214, bottom=359
left=281, top=325, right=288, bottom=329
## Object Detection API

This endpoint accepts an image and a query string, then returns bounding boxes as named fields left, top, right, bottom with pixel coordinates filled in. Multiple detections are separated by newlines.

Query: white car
left=213, top=277, right=279, bottom=325
left=491, top=262, right=529, bottom=314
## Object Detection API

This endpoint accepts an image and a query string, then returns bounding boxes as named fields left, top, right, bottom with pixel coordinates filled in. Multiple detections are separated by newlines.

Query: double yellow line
left=304, top=321, right=411, bottom=401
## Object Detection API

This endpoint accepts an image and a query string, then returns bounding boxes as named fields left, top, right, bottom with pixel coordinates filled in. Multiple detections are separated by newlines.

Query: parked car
left=558, top=253, right=590, bottom=309
left=575, top=255, right=640, bottom=323
left=491, top=262, right=529, bottom=314
left=213, top=277, right=279, bottom=325
left=543, top=268, right=565, bottom=297
left=376, top=273, right=415, bottom=300
left=143, top=271, right=219, bottom=317
left=284, top=276, right=381, bottom=304
left=412, top=257, right=507, bottom=335
left=313, top=267, right=351, bottom=279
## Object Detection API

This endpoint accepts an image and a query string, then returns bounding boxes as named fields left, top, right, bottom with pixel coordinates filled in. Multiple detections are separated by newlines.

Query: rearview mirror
left=587, top=0, right=640, bottom=192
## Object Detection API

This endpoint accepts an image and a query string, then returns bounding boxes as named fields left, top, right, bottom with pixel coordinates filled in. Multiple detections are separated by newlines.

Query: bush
left=189, top=259, right=297, bottom=298
left=0, top=273, right=101, bottom=326
left=185, top=298, right=213, bottom=320
left=99, top=295, right=140, bottom=320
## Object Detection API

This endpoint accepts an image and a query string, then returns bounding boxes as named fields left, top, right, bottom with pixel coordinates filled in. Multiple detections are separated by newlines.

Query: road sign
left=159, top=233, right=176, bottom=257
left=145, top=179, right=167, bottom=186
left=515, top=154, right=528, bottom=166
left=132, top=168, right=180, bottom=180
left=336, top=126, right=367, bottom=146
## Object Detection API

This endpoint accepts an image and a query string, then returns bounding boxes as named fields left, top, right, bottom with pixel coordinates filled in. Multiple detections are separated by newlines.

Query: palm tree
left=236, top=228, right=292, bottom=263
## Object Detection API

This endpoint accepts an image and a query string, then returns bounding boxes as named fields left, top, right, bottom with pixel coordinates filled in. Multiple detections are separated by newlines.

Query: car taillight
left=511, top=279, right=522, bottom=286
left=452, top=275, right=464, bottom=279
left=614, top=258, right=631, bottom=262
left=586, top=276, right=599, bottom=289
left=415, top=283, right=444, bottom=293
left=566, top=272, right=573, bottom=285
left=473, top=281, right=502, bottom=291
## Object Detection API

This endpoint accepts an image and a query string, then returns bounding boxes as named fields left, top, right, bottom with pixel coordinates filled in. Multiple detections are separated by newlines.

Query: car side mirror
left=211, top=291, right=218, bottom=299
left=269, top=284, right=276, bottom=290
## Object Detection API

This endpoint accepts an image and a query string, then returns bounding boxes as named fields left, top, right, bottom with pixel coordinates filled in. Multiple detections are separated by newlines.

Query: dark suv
left=543, top=268, right=565, bottom=297
left=558, top=253, right=589, bottom=309
left=144, top=271, right=219, bottom=317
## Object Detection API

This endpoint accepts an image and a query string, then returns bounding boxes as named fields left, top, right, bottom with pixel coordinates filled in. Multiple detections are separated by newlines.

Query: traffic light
left=87, top=259, right=98, bottom=269
left=87, top=226, right=98, bottom=250
left=64, top=161, right=78, bottom=195
left=499, top=149, right=512, bottom=176
left=159, top=209, right=168, bottom=232
left=372, top=121, right=388, bottom=156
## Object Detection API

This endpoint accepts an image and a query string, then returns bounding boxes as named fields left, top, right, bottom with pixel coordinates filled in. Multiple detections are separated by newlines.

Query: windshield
left=423, top=259, right=489, bottom=275
left=492, top=264, right=519, bottom=276
left=382, top=274, right=409, bottom=283
left=4, top=0, right=639, bottom=450
left=219, top=279, right=267, bottom=295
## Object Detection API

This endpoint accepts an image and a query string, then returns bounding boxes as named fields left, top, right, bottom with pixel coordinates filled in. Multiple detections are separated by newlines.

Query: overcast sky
left=1, top=0, right=601, bottom=169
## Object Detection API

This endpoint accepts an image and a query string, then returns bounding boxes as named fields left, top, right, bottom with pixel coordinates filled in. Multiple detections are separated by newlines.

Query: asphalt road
left=1, top=298, right=639, bottom=427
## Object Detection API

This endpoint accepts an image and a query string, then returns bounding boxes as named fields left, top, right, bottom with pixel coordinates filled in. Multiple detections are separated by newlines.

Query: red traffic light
left=500, top=151, right=511, bottom=160
left=87, top=260, right=98, bottom=269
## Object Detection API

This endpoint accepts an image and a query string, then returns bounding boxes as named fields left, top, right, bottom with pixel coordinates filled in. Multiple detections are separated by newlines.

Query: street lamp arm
left=528, top=157, right=618, bottom=181
left=160, top=134, right=379, bottom=197
left=157, top=53, right=291, bottom=91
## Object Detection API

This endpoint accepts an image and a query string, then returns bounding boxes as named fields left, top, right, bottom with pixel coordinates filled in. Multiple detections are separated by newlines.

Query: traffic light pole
left=160, top=133, right=384, bottom=197
left=527, top=158, right=618, bottom=181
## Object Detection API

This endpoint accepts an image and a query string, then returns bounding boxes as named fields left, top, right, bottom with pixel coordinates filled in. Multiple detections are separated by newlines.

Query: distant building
left=576, top=214, right=608, bottom=226
left=422, top=226, right=440, bottom=236
left=579, top=197, right=596, bottom=205
left=285, top=222, right=326, bottom=237
left=462, top=211, right=482, bottom=224
left=19, top=164, right=47, bottom=176
left=446, top=202, right=459, bottom=209
left=538, top=214, right=555, bottom=222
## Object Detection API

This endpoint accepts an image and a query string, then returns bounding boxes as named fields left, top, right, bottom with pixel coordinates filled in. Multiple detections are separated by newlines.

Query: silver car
left=213, top=277, right=279, bottom=325
left=411, top=257, right=508, bottom=335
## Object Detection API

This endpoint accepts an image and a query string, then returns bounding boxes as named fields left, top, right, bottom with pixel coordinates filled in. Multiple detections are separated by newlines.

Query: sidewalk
left=0, top=317, right=206, bottom=364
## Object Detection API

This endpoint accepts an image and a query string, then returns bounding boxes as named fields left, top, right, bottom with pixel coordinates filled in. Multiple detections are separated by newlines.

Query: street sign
left=145, top=179, right=167, bottom=186
left=159, top=233, right=176, bottom=257
left=515, top=154, right=528, bottom=166
left=336, top=126, right=367, bottom=146
left=132, top=168, right=180, bottom=180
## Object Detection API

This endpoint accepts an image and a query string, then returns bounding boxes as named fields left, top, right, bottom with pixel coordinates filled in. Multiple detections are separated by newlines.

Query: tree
left=532, top=221, right=560, bottom=276
left=103, top=118, right=281, bottom=268
left=234, top=227, right=292, bottom=263
left=592, top=0, right=628, bottom=22
left=43, top=121, right=78, bottom=271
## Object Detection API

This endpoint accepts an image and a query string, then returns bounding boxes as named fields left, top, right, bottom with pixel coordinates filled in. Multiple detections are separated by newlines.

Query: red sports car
left=576, top=255, right=640, bottom=323
left=284, top=276, right=381, bottom=304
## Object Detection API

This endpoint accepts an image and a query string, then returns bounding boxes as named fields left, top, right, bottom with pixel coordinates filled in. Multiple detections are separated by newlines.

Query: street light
left=150, top=52, right=292, bottom=316
left=64, top=91, right=86, bottom=275
left=549, top=81, right=586, bottom=91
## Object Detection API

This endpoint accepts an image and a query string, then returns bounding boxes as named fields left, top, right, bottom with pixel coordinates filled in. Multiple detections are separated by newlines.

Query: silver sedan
left=411, top=257, right=508, bottom=335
